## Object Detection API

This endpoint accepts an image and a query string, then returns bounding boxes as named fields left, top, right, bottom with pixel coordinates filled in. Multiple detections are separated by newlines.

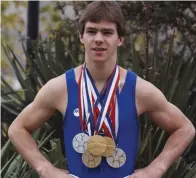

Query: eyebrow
left=86, top=27, right=114, bottom=32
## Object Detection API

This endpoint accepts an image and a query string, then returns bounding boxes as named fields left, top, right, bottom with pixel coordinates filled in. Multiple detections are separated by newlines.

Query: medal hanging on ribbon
left=72, top=66, right=90, bottom=154
left=84, top=66, right=126, bottom=168
left=73, top=64, right=126, bottom=168
left=85, top=66, right=118, bottom=140
left=73, top=64, right=102, bottom=168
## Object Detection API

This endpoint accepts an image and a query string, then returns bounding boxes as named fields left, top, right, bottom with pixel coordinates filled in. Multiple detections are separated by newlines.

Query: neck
left=85, top=56, right=117, bottom=84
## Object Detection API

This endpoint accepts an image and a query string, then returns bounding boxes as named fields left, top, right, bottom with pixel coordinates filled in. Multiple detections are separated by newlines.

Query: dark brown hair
left=79, top=1, right=125, bottom=37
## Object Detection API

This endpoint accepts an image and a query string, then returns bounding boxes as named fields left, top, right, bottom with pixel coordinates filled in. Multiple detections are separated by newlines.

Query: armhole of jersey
left=63, top=69, right=77, bottom=120
left=63, top=70, right=70, bottom=119
left=127, top=70, right=139, bottom=119
left=133, top=73, right=138, bottom=118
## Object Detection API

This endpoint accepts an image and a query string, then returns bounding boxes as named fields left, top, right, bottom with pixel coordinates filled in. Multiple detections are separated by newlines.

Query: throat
left=85, top=59, right=116, bottom=83
left=95, top=82, right=106, bottom=94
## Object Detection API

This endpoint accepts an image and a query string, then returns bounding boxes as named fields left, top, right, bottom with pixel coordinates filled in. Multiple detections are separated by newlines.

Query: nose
left=94, top=32, right=104, bottom=44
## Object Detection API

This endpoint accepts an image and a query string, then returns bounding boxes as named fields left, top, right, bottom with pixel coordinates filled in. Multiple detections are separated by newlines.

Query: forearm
left=8, top=126, right=53, bottom=175
left=147, top=124, right=195, bottom=175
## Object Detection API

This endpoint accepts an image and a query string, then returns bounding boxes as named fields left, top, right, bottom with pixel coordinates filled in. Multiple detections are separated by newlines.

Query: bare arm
left=8, top=76, right=68, bottom=177
left=136, top=78, right=195, bottom=176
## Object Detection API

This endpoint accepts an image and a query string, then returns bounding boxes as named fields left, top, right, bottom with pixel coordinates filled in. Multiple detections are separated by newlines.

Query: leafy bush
left=1, top=1, right=196, bottom=177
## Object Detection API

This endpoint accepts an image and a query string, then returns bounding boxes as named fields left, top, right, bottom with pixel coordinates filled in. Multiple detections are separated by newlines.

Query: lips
left=92, top=47, right=106, bottom=51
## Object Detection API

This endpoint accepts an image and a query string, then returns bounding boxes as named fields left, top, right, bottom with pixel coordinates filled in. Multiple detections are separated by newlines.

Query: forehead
left=85, top=20, right=117, bottom=31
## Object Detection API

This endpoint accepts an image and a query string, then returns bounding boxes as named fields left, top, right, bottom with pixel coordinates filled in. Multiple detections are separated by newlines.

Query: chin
left=92, top=56, right=108, bottom=62
left=92, top=58, right=107, bottom=63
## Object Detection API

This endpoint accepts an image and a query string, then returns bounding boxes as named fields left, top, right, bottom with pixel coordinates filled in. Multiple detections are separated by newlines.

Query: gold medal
left=87, top=135, right=107, bottom=156
left=102, top=136, right=116, bottom=157
left=82, top=150, right=102, bottom=168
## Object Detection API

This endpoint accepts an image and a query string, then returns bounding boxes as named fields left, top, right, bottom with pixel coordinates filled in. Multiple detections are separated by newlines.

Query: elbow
left=8, top=124, right=16, bottom=140
left=189, top=126, right=196, bottom=143
left=8, top=122, right=22, bottom=141
left=185, top=120, right=196, bottom=141
left=190, top=125, right=196, bottom=139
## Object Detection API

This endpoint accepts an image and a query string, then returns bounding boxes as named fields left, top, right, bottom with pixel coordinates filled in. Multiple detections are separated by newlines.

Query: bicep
left=147, top=102, right=187, bottom=133
left=11, top=80, right=57, bottom=132
left=16, top=102, right=55, bottom=132
left=140, top=80, right=188, bottom=133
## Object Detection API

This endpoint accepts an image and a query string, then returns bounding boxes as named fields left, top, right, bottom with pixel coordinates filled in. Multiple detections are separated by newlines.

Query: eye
left=87, top=30, right=96, bottom=34
left=103, top=31, right=113, bottom=36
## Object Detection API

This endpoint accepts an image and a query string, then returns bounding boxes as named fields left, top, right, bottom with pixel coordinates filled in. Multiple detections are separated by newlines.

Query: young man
left=8, top=2, right=195, bottom=178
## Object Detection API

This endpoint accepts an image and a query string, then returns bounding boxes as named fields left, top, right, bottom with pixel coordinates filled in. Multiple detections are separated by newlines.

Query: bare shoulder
left=135, top=76, right=167, bottom=115
left=45, top=74, right=67, bottom=96
left=34, top=74, right=67, bottom=113
left=118, top=66, right=128, bottom=90
left=8, top=74, right=68, bottom=132
left=74, top=65, right=83, bottom=84
left=135, top=77, right=195, bottom=134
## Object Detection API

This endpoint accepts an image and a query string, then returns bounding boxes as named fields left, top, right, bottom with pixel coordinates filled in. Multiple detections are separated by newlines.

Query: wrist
left=146, top=159, right=167, bottom=177
left=35, top=162, right=54, bottom=177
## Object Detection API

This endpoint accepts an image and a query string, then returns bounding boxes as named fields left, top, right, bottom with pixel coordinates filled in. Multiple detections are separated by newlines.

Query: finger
left=68, top=174, right=79, bottom=178
left=127, top=175, right=134, bottom=178
left=67, top=175, right=77, bottom=178
left=127, top=173, right=138, bottom=178
left=59, top=169, right=69, bottom=174
left=134, top=168, right=142, bottom=173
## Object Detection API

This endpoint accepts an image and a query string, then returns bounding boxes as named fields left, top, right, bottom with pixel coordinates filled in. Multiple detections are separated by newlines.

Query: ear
left=117, top=36, right=124, bottom=47
left=79, top=33, right=84, bottom=44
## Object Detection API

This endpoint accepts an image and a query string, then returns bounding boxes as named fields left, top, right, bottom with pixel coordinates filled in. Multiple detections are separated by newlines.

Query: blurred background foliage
left=1, top=1, right=196, bottom=178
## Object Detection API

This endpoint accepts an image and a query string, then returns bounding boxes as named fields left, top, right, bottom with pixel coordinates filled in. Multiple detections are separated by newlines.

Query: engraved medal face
left=87, top=135, right=107, bottom=156
left=106, top=148, right=126, bottom=168
left=82, top=150, right=102, bottom=168
left=102, top=137, right=116, bottom=157
left=72, top=133, right=90, bottom=153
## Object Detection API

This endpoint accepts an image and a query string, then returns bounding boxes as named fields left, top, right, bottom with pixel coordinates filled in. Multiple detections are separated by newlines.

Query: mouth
left=92, top=47, right=107, bottom=51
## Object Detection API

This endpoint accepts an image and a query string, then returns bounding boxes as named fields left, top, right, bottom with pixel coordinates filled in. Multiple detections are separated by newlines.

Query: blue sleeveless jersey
left=63, top=68, right=139, bottom=178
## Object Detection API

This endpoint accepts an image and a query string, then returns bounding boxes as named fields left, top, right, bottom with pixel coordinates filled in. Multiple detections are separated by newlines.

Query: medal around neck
left=87, top=135, right=107, bottom=156
left=72, top=133, right=90, bottom=154
left=77, top=64, right=126, bottom=168
left=82, top=150, right=102, bottom=168
left=106, top=148, right=126, bottom=168
left=102, top=136, right=116, bottom=157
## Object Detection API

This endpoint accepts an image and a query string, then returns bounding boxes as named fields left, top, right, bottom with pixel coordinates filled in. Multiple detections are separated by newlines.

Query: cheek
left=108, top=40, right=119, bottom=52
left=83, top=39, right=92, bottom=49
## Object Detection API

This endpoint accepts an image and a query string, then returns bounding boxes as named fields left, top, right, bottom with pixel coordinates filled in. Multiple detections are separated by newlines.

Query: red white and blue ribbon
left=78, top=66, right=92, bottom=136
left=78, top=64, right=120, bottom=142
left=86, top=66, right=120, bottom=139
